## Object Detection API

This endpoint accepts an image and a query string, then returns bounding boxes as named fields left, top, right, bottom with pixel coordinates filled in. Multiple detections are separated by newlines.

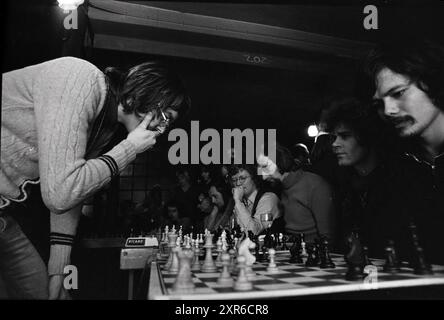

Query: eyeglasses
left=231, top=175, right=251, bottom=185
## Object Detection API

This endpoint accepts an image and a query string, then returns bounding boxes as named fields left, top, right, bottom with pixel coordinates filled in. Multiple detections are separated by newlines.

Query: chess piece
left=408, top=222, right=433, bottom=274
left=215, top=237, right=223, bottom=267
left=344, top=232, right=365, bottom=281
left=217, top=253, right=234, bottom=286
left=281, top=234, right=289, bottom=251
left=289, top=235, right=303, bottom=264
left=233, top=256, right=253, bottom=291
left=191, top=240, right=201, bottom=272
left=301, top=233, right=307, bottom=257
left=263, top=232, right=274, bottom=249
left=169, top=246, right=181, bottom=274
left=266, top=248, right=279, bottom=273
left=165, top=232, right=178, bottom=270
left=362, top=246, right=373, bottom=266
left=319, top=238, right=335, bottom=269
left=237, top=236, right=256, bottom=266
left=228, top=249, right=236, bottom=274
left=184, top=236, right=192, bottom=250
left=305, top=243, right=319, bottom=267
left=201, top=233, right=217, bottom=272
left=411, top=246, right=433, bottom=275
left=172, top=249, right=195, bottom=293
left=383, top=240, right=401, bottom=272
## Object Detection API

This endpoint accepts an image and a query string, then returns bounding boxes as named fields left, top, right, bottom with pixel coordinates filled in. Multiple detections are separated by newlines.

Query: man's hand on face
left=126, top=112, right=159, bottom=154
left=232, top=186, right=245, bottom=203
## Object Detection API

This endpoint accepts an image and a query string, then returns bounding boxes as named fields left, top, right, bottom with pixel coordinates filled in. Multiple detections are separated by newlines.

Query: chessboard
left=148, top=251, right=444, bottom=300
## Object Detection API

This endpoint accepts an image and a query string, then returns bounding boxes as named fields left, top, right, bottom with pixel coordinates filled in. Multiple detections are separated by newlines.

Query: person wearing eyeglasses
left=0, top=57, right=190, bottom=299
left=228, top=164, right=281, bottom=236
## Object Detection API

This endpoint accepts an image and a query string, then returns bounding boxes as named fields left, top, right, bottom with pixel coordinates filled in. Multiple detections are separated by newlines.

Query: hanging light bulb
left=57, top=0, right=84, bottom=11
left=307, top=124, right=318, bottom=138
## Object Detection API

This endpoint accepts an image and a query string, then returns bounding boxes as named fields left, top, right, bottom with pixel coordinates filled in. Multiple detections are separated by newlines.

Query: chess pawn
left=305, top=243, right=319, bottom=267
left=172, top=249, right=195, bottom=293
left=362, top=246, right=373, bottom=266
left=289, top=235, right=303, bottom=264
left=165, top=233, right=178, bottom=270
left=169, top=246, right=181, bottom=274
left=215, top=237, right=223, bottom=267
left=301, top=233, right=307, bottom=257
left=233, top=256, right=253, bottom=291
left=201, top=234, right=217, bottom=273
left=319, top=238, right=335, bottom=269
left=412, top=246, right=433, bottom=275
left=281, top=234, right=289, bottom=251
left=266, top=248, right=279, bottom=273
left=228, top=249, right=237, bottom=274
left=383, top=242, right=401, bottom=272
left=191, top=246, right=201, bottom=272
left=217, top=253, right=234, bottom=286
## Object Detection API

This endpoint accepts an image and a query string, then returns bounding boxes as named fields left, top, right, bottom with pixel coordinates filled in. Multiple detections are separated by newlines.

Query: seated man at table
left=257, top=144, right=335, bottom=246
left=229, top=164, right=281, bottom=236
left=161, top=200, right=192, bottom=233
left=323, top=97, right=433, bottom=260
left=358, top=38, right=444, bottom=264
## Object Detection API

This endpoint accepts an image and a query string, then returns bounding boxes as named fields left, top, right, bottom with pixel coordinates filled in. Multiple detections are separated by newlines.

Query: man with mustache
left=359, top=39, right=444, bottom=264
left=323, top=98, right=433, bottom=260
left=362, top=39, right=444, bottom=164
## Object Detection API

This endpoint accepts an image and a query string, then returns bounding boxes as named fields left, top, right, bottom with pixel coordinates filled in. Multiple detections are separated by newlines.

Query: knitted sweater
left=281, top=169, right=335, bottom=242
left=1, top=57, right=137, bottom=272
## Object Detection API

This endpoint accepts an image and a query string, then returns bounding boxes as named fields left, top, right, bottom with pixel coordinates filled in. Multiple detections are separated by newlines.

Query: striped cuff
left=50, top=232, right=75, bottom=246
left=98, top=154, right=118, bottom=178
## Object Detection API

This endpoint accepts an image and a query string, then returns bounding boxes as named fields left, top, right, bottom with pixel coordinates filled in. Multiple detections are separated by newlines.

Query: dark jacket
left=337, top=153, right=440, bottom=263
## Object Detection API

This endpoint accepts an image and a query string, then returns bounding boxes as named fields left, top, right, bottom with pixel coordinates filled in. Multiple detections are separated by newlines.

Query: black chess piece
left=408, top=222, right=433, bottom=274
left=289, top=235, right=303, bottom=263
left=362, top=246, right=373, bottom=266
left=411, top=246, right=433, bottom=275
left=274, top=233, right=281, bottom=249
left=305, top=243, right=319, bottom=267
left=383, top=240, right=401, bottom=272
left=344, top=232, right=365, bottom=281
left=281, top=234, right=289, bottom=251
left=319, top=238, right=335, bottom=269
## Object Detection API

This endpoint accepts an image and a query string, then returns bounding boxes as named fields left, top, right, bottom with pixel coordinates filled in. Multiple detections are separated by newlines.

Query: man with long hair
left=1, top=57, right=190, bottom=299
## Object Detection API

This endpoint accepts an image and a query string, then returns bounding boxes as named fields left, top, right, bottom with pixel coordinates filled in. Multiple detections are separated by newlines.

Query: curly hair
left=322, top=97, right=387, bottom=149
left=357, top=38, right=444, bottom=112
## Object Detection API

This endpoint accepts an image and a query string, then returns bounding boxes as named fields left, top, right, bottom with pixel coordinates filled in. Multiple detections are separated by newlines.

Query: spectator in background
left=135, top=185, right=164, bottom=232
left=196, top=192, right=214, bottom=231
left=162, top=200, right=192, bottom=232
left=257, top=144, right=335, bottom=244
left=290, top=143, right=310, bottom=169
left=308, top=132, right=339, bottom=185
left=197, top=165, right=213, bottom=194
left=171, top=167, right=199, bottom=228
left=229, top=164, right=281, bottom=236
left=207, top=180, right=234, bottom=232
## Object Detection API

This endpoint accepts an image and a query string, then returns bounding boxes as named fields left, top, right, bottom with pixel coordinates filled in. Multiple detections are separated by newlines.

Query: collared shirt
left=234, top=189, right=281, bottom=235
